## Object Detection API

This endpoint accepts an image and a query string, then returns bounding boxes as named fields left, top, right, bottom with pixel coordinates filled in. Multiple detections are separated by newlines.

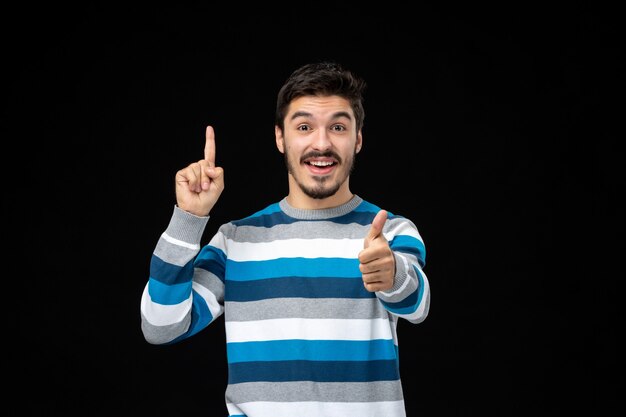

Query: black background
left=4, top=4, right=622, bottom=416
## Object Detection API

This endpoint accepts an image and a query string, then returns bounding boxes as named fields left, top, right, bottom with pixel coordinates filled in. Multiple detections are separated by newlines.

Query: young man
left=140, top=61, right=430, bottom=417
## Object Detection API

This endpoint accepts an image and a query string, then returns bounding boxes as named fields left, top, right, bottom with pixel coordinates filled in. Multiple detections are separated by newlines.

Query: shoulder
left=226, top=201, right=284, bottom=229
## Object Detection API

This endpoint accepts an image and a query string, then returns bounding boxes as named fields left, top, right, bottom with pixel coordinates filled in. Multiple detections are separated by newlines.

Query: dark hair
left=274, top=61, right=367, bottom=132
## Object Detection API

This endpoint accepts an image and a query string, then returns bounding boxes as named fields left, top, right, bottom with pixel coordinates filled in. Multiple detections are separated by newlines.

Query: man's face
left=275, top=95, right=362, bottom=200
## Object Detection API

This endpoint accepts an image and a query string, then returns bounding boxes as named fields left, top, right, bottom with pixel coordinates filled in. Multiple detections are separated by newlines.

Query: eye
left=297, top=124, right=311, bottom=132
left=331, top=124, right=346, bottom=132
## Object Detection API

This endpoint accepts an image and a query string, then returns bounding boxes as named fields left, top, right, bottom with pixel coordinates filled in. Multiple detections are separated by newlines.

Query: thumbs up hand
left=359, top=210, right=396, bottom=292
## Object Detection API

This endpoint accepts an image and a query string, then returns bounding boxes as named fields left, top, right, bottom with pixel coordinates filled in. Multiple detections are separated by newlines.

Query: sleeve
left=140, top=205, right=226, bottom=345
left=375, top=216, right=431, bottom=324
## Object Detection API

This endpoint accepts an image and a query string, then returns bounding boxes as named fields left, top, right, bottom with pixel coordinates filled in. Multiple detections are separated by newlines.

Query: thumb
left=364, top=210, right=388, bottom=248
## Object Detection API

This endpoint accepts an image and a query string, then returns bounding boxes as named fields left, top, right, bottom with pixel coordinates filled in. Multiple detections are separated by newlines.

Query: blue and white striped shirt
left=141, top=195, right=430, bottom=417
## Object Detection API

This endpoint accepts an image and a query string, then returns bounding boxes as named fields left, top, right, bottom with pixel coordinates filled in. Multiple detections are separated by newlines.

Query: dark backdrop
left=5, top=4, right=622, bottom=416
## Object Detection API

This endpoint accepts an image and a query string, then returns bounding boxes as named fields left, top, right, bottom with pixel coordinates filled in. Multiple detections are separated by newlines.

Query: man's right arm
left=140, top=206, right=225, bottom=344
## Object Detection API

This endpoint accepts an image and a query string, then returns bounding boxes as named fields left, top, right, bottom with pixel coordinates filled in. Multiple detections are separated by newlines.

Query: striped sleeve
left=140, top=206, right=225, bottom=344
left=376, top=216, right=430, bottom=324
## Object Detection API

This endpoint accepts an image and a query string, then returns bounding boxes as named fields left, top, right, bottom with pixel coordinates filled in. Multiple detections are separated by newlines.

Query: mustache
left=300, top=151, right=342, bottom=164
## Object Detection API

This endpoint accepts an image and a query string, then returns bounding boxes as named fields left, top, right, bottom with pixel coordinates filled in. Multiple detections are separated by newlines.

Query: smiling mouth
left=306, top=160, right=336, bottom=167
left=303, top=158, right=337, bottom=176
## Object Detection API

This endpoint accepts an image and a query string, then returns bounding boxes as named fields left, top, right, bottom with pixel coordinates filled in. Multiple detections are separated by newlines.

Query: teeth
left=310, top=161, right=333, bottom=166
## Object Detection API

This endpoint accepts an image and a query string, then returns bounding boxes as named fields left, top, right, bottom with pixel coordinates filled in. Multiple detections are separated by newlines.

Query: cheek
left=341, top=143, right=358, bottom=156
left=285, top=143, right=304, bottom=158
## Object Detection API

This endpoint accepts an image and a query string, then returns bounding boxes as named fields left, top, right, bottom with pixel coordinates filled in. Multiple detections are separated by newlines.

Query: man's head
left=274, top=62, right=367, bottom=205
left=275, top=62, right=366, bottom=133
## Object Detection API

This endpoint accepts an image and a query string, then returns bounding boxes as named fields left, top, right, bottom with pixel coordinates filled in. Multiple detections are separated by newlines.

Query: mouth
left=303, top=157, right=337, bottom=175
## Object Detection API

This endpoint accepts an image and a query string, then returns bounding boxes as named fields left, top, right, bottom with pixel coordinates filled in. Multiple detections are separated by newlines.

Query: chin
left=301, top=183, right=341, bottom=200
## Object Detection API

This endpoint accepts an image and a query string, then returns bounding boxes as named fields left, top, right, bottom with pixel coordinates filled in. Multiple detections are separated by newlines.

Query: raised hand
left=175, top=125, right=225, bottom=216
left=359, top=210, right=396, bottom=292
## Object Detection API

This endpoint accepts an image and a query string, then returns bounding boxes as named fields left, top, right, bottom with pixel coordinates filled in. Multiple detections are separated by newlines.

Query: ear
left=275, top=125, right=285, bottom=153
left=355, top=130, right=363, bottom=153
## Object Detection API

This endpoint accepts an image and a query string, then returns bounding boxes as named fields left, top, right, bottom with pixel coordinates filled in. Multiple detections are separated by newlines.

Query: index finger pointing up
left=204, top=125, right=216, bottom=166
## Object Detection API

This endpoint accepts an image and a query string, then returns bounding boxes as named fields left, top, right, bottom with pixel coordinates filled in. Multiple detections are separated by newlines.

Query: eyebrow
left=289, top=111, right=353, bottom=122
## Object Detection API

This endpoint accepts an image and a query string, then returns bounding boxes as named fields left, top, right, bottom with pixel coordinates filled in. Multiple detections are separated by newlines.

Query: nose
left=311, top=129, right=332, bottom=151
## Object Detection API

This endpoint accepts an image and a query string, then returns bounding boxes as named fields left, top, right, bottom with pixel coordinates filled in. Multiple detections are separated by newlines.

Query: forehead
left=286, top=95, right=354, bottom=120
